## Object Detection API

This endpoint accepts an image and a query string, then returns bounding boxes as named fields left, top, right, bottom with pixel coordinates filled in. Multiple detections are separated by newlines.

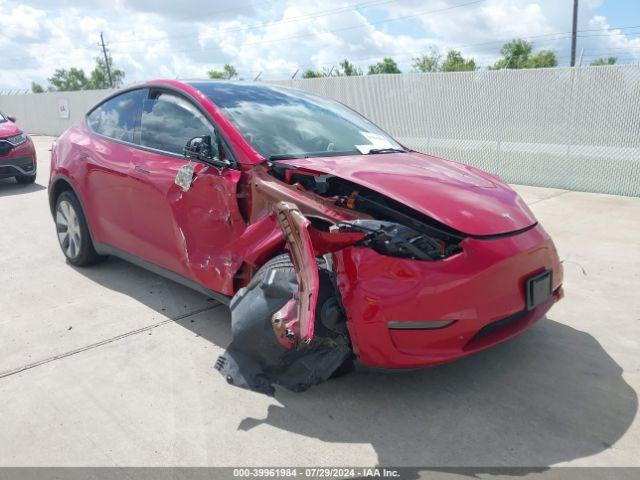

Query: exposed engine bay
left=215, top=162, right=468, bottom=395
left=272, top=164, right=465, bottom=261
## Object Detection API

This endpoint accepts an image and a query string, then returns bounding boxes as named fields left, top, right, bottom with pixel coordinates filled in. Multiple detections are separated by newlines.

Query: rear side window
left=87, top=89, right=146, bottom=143
left=140, top=92, right=214, bottom=156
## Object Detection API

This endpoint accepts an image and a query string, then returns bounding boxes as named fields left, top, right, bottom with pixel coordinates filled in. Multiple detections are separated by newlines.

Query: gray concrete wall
left=0, top=89, right=111, bottom=136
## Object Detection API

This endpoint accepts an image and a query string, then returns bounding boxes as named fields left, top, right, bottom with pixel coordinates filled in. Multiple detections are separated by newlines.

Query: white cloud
left=0, top=0, right=639, bottom=90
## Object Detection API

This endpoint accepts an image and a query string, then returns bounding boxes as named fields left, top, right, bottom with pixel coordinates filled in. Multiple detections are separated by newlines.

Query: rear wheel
left=55, top=191, right=105, bottom=266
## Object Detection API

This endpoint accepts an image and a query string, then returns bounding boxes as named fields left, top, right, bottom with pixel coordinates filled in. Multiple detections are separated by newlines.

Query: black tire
left=15, top=174, right=36, bottom=184
left=251, top=253, right=335, bottom=336
left=216, top=253, right=354, bottom=394
left=54, top=191, right=106, bottom=266
left=257, top=254, right=355, bottom=370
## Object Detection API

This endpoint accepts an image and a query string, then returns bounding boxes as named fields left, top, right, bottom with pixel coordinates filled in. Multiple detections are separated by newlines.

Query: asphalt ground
left=0, top=136, right=638, bottom=467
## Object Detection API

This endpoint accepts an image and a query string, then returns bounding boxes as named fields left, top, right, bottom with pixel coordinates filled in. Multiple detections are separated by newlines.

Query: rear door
left=129, top=89, right=243, bottom=289
left=84, top=88, right=147, bottom=250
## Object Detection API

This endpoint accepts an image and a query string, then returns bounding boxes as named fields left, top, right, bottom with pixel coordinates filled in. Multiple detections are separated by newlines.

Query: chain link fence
left=2, top=66, right=639, bottom=196
left=276, top=65, right=640, bottom=197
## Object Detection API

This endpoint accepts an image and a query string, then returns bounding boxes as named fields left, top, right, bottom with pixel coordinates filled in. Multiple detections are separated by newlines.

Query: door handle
left=134, top=166, right=151, bottom=175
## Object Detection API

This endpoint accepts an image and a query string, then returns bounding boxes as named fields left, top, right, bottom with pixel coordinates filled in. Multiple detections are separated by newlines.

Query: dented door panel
left=171, top=166, right=245, bottom=294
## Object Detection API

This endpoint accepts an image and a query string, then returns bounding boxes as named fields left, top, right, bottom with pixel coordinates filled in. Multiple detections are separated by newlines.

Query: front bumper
left=332, top=224, right=563, bottom=369
left=0, top=137, right=37, bottom=179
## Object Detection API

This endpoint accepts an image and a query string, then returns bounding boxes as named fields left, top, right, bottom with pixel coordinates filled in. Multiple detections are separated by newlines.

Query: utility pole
left=570, top=0, right=579, bottom=67
left=100, top=32, right=114, bottom=88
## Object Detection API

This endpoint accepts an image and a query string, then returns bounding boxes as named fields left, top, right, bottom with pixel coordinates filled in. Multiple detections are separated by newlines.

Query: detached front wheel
left=55, top=191, right=105, bottom=266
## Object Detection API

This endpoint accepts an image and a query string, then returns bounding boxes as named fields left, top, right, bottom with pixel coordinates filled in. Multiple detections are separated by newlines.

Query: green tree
left=441, top=50, right=476, bottom=72
left=31, top=82, right=45, bottom=93
left=527, top=50, right=558, bottom=68
left=337, top=59, right=362, bottom=76
left=413, top=50, right=440, bottom=73
left=48, top=67, right=90, bottom=91
left=591, top=57, right=617, bottom=66
left=367, top=57, right=401, bottom=75
left=88, top=55, right=125, bottom=89
left=207, top=64, right=238, bottom=80
left=491, top=39, right=558, bottom=69
left=43, top=56, right=126, bottom=91
left=492, top=39, right=533, bottom=69
left=301, top=69, right=323, bottom=78
left=302, top=66, right=336, bottom=78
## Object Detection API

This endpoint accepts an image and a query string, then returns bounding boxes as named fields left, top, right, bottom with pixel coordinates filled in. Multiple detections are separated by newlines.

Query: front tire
left=55, top=191, right=105, bottom=266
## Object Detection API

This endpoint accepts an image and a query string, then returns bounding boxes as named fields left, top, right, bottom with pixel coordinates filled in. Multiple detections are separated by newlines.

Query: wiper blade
left=365, top=148, right=406, bottom=155
left=268, top=154, right=307, bottom=161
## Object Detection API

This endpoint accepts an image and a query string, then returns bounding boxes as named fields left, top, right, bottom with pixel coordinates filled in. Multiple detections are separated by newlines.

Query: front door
left=128, top=90, right=244, bottom=292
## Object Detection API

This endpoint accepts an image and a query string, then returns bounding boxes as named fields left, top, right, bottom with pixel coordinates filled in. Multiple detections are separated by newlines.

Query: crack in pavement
left=528, top=190, right=571, bottom=205
left=0, top=303, right=224, bottom=380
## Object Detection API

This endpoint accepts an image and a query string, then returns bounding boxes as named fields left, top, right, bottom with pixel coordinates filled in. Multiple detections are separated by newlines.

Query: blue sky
left=1, top=0, right=640, bottom=90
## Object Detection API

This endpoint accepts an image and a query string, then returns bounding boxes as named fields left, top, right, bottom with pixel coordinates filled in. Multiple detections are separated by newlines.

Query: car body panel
left=279, top=153, right=537, bottom=236
left=58, top=125, right=139, bottom=251
left=332, top=224, right=563, bottom=368
left=127, top=146, right=245, bottom=284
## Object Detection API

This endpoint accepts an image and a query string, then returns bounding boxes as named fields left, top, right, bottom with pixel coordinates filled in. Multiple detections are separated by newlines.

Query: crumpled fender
left=272, top=201, right=319, bottom=345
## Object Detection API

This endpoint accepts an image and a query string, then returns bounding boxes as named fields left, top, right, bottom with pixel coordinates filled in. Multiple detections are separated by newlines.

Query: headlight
left=336, top=220, right=462, bottom=261
left=4, top=133, right=27, bottom=146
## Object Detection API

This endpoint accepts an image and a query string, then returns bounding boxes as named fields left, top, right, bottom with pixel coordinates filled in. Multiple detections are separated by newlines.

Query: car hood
left=0, top=121, right=21, bottom=138
left=280, top=152, right=537, bottom=236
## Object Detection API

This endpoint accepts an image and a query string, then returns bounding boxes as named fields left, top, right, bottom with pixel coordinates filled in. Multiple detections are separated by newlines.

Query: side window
left=140, top=92, right=216, bottom=156
left=87, top=89, right=146, bottom=143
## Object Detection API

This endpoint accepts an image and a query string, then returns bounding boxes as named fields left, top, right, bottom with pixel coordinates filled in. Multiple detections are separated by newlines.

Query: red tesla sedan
left=0, top=112, right=37, bottom=184
left=49, top=80, right=563, bottom=395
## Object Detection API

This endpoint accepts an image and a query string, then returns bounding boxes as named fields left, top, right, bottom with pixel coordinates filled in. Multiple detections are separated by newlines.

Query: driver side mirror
left=184, top=135, right=230, bottom=169
left=7, top=115, right=16, bottom=123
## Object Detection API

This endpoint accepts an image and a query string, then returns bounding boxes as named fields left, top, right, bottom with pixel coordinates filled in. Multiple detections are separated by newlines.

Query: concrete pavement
left=0, top=137, right=638, bottom=467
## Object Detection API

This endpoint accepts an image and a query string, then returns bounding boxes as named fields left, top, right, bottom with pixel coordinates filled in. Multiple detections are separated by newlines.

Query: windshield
left=189, top=82, right=402, bottom=159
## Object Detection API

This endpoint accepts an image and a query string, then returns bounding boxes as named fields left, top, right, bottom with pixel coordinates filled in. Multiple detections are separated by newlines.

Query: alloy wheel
left=56, top=200, right=82, bottom=259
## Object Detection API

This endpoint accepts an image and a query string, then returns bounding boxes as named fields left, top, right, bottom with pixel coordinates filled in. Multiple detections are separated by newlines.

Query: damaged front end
left=215, top=162, right=467, bottom=395
left=215, top=202, right=352, bottom=396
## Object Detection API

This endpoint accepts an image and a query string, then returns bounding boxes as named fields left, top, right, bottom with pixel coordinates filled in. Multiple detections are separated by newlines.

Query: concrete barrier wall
left=0, top=89, right=111, bottom=137
left=2, top=66, right=640, bottom=196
